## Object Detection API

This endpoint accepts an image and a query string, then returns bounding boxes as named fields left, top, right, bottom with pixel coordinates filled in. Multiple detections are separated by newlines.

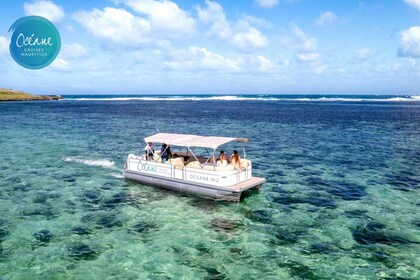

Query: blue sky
left=0, top=0, right=419, bottom=95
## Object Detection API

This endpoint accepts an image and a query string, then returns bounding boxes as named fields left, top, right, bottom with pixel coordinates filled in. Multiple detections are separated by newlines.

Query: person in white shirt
left=144, top=142, right=154, bottom=160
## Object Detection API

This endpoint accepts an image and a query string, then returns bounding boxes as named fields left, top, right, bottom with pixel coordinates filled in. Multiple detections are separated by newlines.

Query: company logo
left=8, top=16, right=61, bottom=69
left=137, top=161, right=157, bottom=173
left=189, top=174, right=219, bottom=183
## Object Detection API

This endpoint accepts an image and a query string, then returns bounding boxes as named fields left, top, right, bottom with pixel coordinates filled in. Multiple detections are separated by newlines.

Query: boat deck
left=231, top=177, right=266, bottom=192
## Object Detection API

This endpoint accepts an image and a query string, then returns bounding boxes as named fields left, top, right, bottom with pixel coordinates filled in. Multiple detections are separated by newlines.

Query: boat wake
left=63, top=156, right=117, bottom=169
left=109, top=173, right=124, bottom=179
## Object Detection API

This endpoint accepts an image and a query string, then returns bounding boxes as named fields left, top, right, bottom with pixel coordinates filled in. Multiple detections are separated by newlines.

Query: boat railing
left=183, top=160, right=253, bottom=185
left=126, top=154, right=252, bottom=186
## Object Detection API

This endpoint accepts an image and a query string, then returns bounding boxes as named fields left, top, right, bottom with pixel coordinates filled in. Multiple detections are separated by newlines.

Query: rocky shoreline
left=0, top=88, right=62, bottom=101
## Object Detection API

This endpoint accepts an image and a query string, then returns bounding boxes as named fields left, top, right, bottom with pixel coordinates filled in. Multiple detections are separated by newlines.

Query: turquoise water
left=0, top=97, right=419, bottom=279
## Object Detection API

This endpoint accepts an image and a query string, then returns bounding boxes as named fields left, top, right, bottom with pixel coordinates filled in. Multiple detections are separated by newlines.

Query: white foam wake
left=110, top=173, right=124, bottom=178
left=63, top=156, right=116, bottom=168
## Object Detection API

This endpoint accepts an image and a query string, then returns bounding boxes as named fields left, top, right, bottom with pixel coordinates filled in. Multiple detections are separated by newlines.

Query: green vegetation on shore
left=0, top=88, right=61, bottom=101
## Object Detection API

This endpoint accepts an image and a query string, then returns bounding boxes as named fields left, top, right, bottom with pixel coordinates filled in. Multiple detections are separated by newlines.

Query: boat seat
left=202, top=165, right=216, bottom=171
left=167, top=157, right=185, bottom=169
left=240, top=159, right=251, bottom=167
left=186, top=161, right=201, bottom=169
left=215, top=165, right=235, bottom=172
left=186, top=161, right=214, bottom=170
left=186, top=158, right=197, bottom=164
left=153, top=151, right=162, bottom=163
left=186, top=162, right=235, bottom=172
left=217, top=160, right=228, bottom=167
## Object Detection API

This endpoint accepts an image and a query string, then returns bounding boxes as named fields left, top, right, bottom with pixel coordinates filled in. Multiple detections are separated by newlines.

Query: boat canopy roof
left=144, top=133, right=248, bottom=149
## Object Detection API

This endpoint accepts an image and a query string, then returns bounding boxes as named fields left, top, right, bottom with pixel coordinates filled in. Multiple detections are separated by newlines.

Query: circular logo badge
left=8, top=16, right=61, bottom=70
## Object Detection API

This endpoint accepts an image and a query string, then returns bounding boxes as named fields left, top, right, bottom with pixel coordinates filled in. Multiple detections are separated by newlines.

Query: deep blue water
left=0, top=97, right=419, bottom=279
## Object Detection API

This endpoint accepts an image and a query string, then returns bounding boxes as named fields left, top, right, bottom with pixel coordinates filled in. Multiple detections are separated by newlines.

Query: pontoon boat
left=123, top=133, right=266, bottom=201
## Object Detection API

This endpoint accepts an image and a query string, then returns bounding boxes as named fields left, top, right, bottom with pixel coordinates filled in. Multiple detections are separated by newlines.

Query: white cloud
left=237, top=55, right=278, bottom=72
left=160, top=43, right=280, bottom=73
left=74, top=1, right=195, bottom=47
left=255, top=0, right=278, bottom=8
left=295, top=52, right=320, bottom=63
left=23, top=0, right=65, bottom=22
left=282, top=25, right=321, bottom=65
left=164, top=46, right=239, bottom=71
left=197, top=0, right=232, bottom=40
left=73, top=7, right=151, bottom=47
left=241, top=15, right=271, bottom=28
left=231, top=24, right=268, bottom=50
left=0, top=36, right=8, bottom=57
left=315, top=11, right=337, bottom=26
left=409, top=58, right=416, bottom=66
left=356, top=48, right=374, bottom=60
left=288, top=24, right=317, bottom=52
left=197, top=1, right=268, bottom=50
left=122, top=0, right=195, bottom=38
left=51, top=58, right=70, bottom=71
left=398, top=26, right=420, bottom=57
left=314, top=64, right=327, bottom=75
left=404, top=0, right=420, bottom=11
left=292, top=25, right=317, bottom=51
left=60, top=43, right=88, bottom=58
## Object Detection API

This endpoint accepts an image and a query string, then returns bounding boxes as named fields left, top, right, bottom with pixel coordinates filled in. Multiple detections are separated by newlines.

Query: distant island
left=0, top=88, right=62, bottom=101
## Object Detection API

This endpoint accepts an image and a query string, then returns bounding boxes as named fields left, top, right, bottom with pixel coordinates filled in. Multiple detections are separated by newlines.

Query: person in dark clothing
left=161, top=143, right=171, bottom=162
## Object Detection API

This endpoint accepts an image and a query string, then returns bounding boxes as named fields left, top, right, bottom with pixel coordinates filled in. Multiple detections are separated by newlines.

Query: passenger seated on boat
left=229, top=150, right=242, bottom=169
left=216, top=150, right=229, bottom=163
left=144, top=142, right=154, bottom=161
left=161, top=143, right=171, bottom=162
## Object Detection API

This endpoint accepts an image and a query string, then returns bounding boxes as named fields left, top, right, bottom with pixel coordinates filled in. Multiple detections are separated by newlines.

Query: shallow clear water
left=0, top=98, right=419, bottom=279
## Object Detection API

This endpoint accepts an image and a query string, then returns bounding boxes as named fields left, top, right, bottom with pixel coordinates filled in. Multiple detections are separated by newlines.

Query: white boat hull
left=123, top=169, right=265, bottom=201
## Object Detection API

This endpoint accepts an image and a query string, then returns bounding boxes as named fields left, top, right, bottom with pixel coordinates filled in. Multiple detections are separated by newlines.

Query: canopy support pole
left=201, top=149, right=215, bottom=169
left=202, top=149, right=216, bottom=170
left=187, top=147, right=200, bottom=166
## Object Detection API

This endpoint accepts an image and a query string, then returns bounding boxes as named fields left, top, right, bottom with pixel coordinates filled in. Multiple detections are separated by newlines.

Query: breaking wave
left=70, top=96, right=267, bottom=101
left=67, top=95, right=420, bottom=102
